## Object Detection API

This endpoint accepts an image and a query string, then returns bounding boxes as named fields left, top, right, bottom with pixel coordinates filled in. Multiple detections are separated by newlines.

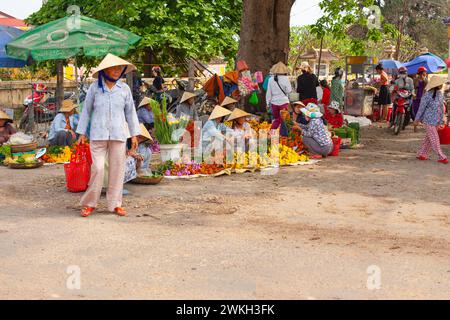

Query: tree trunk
left=143, top=47, right=155, bottom=78
left=237, top=0, right=296, bottom=75
left=56, top=60, right=64, bottom=109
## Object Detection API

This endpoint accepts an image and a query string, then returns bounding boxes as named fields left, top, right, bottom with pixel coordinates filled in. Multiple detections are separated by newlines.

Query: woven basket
left=131, top=176, right=163, bottom=185
left=9, top=160, right=44, bottom=170
left=10, top=141, right=38, bottom=153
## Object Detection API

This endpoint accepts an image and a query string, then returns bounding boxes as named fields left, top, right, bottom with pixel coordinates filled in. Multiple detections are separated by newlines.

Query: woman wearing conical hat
left=176, top=91, right=199, bottom=121
left=228, top=107, right=254, bottom=152
left=0, top=110, right=16, bottom=145
left=137, top=96, right=158, bottom=130
left=220, top=96, right=238, bottom=111
left=76, top=54, right=141, bottom=217
left=202, top=105, right=233, bottom=159
left=47, top=100, right=79, bottom=146
left=266, top=62, right=292, bottom=131
left=414, top=76, right=448, bottom=164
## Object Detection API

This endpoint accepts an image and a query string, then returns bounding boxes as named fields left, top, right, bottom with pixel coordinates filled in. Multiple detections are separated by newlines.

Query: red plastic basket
left=64, top=143, right=92, bottom=193
left=329, top=137, right=342, bottom=156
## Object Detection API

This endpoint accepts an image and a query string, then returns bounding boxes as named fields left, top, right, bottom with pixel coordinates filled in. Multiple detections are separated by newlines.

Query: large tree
left=237, top=0, right=296, bottom=74
left=27, top=0, right=243, bottom=76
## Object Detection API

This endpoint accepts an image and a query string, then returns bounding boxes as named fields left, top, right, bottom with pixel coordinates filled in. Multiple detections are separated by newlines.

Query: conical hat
left=59, top=100, right=77, bottom=113
left=92, top=53, right=136, bottom=79
left=0, top=110, right=12, bottom=121
left=271, top=62, right=289, bottom=75
left=138, top=97, right=151, bottom=108
left=208, top=105, right=232, bottom=121
left=138, top=123, right=153, bottom=142
left=425, top=76, right=447, bottom=91
left=228, top=108, right=251, bottom=121
left=180, top=91, right=196, bottom=104
left=220, top=96, right=238, bottom=107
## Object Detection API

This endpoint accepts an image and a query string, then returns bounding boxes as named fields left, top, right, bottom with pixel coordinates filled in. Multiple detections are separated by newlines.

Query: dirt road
left=1, top=125, right=449, bottom=300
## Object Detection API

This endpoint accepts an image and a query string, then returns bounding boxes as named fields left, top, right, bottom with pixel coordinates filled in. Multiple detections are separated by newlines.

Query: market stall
left=344, top=56, right=377, bottom=117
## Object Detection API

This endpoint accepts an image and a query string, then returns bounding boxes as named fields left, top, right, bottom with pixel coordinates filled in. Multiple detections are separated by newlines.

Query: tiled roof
left=0, top=11, right=27, bottom=27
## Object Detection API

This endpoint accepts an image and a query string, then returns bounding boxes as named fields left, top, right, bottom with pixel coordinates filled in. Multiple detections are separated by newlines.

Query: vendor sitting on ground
left=220, top=96, right=239, bottom=111
left=125, top=124, right=154, bottom=180
left=298, top=103, right=333, bottom=158
left=176, top=91, right=199, bottom=121
left=324, top=101, right=344, bottom=129
left=202, top=105, right=233, bottom=161
left=292, top=101, right=308, bottom=126
left=228, top=108, right=254, bottom=152
left=48, top=100, right=79, bottom=146
left=0, top=111, right=17, bottom=145
left=137, top=97, right=156, bottom=130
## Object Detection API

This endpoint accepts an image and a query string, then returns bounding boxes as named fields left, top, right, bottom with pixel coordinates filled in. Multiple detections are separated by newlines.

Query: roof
left=209, top=57, right=226, bottom=65
left=298, top=48, right=339, bottom=61
left=0, top=11, right=27, bottom=28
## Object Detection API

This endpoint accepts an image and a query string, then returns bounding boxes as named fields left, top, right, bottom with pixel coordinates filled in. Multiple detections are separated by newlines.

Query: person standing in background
left=330, top=68, right=344, bottom=108
left=266, top=62, right=292, bottom=130
left=296, top=61, right=319, bottom=105
left=152, top=66, right=165, bottom=102
left=375, top=64, right=391, bottom=120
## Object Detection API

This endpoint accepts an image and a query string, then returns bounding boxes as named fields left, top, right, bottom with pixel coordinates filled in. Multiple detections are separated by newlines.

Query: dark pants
left=49, top=131, right=75, bottom=146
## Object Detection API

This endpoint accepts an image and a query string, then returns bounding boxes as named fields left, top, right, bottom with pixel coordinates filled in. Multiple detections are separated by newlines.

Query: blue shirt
left=48, top=113, right=79, bottom=141
left=137, top=107, right=154, bottom=125
left=415, top=91, right=444, bottom=126
left=76, top=81, right=140, bottom=142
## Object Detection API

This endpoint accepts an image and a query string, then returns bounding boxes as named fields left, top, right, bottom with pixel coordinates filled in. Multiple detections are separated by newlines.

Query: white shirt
left=266, top=75, right=292, bottom=106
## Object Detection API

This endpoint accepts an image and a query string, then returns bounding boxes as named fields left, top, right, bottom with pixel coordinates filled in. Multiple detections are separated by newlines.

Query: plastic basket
left=329, top=137, right=342, bottom=156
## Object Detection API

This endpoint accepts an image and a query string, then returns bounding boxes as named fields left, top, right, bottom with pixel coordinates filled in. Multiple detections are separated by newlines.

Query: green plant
left=151, top=97, right=189, bottom=144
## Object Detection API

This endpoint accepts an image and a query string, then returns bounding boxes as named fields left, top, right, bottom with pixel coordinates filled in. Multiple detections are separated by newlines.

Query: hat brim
left=209, top=106, right=232, bottom=121
left=180, top=92, right=197, bottom=104
left=425, top=78, right=447, bottom=91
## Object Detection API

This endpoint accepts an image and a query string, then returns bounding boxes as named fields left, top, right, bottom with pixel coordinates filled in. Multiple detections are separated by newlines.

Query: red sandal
left=114, top=207, right=127, bottom=217
left=416, top=156, right=428, bottom=161
left=81, top=207, right=95, bottom=217
left=438, top=159, right=449, bottom=164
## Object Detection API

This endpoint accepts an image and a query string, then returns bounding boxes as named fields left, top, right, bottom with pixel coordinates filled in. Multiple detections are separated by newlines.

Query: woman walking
left=76, top=54, right=141, bottom=217
left=266, top=62, right=292, bottom=130
left=414, top=76, right=448, bottom=164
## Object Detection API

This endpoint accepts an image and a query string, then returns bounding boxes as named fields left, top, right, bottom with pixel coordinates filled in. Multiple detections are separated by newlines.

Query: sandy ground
left=1, top=125, right=450, bottom=300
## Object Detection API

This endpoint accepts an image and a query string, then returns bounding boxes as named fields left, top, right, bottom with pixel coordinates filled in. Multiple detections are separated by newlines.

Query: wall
left=0, top=80, right=78, bottom=109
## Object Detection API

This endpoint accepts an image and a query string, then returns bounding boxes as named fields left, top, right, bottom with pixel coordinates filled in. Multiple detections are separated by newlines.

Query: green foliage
left=26, top=0, right=243, bottom=75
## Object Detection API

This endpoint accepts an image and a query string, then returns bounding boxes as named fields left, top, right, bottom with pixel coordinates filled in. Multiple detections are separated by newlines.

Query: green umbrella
left=6, top=15, right=141, bottom=61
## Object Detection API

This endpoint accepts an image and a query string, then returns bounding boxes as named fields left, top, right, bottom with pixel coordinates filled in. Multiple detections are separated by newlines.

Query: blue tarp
left=379, top=59, right=404, bottom=73
left=404, top=53, right=446, bottom=74
left=0, top=26, right=27, bottom=68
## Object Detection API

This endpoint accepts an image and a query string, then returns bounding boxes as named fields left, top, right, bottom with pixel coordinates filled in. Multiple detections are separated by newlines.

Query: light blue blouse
left=48, top=113, right=79, bottom=141
left=76, top=81, right=140, bottom=142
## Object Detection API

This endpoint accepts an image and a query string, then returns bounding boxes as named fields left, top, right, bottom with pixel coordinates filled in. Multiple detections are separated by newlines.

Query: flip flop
left=81, top=207, right=95, bottom=217
left=114, top=207, right=127, bottom=217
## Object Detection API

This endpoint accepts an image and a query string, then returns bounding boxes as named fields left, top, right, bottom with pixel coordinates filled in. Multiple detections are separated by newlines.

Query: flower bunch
left=151, top=97, right=189, bottom=144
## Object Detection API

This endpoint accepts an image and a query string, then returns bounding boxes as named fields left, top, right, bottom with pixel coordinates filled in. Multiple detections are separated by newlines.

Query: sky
left=0, top=0, right=323, bottom=25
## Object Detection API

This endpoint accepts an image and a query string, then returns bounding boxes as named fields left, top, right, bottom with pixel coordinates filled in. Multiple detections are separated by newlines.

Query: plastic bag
left=7, top=132, right=34, bottom=145
left=249, top=91, right=259, bottom=105
left=64, top=143, right=92, bottom=193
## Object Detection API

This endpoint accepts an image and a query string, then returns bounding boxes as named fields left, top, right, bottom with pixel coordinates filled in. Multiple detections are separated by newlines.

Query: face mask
left=399, top=74, right=407, bottom=79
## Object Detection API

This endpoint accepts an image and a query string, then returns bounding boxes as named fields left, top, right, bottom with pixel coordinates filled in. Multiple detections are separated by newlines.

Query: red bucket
left=329, top=137, right=342, bottom=156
